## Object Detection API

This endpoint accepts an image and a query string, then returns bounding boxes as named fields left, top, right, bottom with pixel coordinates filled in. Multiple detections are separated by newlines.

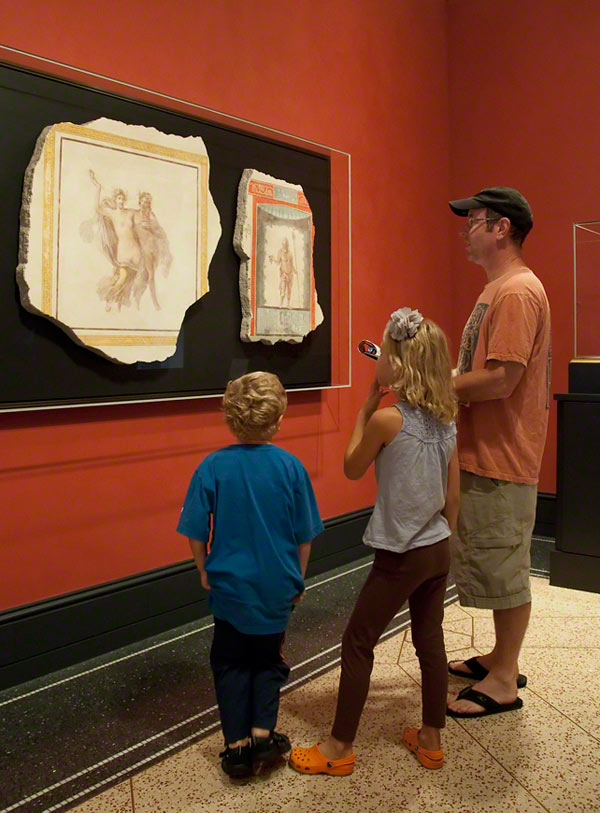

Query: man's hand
left=200, top=569, right=210, bottom=591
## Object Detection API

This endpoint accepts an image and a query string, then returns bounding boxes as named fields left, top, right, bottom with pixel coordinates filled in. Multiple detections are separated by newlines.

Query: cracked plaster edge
left=232, top=168, right=322, bottom=346
left=15, top=119, right=221, bottom=365
left=15, top=124, right=136, bottom=364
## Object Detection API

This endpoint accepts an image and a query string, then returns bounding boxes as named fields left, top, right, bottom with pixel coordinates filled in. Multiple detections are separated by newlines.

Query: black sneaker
left=252, top=731, right=292, bottom=774
left=219, top=744, right=253, bottom=778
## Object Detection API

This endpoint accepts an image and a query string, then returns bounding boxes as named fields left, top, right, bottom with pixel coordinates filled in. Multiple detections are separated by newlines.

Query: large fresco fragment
left=234, top=169, right=323, bottom=344
left=17, top=118, right=221, bottom=363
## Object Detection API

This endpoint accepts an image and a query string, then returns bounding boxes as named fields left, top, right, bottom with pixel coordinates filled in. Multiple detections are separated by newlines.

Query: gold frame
left=40, top=122, right=209, bottom=348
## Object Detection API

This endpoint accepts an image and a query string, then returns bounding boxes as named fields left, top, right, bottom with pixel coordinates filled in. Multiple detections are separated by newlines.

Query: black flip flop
left=446, top=685, right=523, bottom=718
left=448, top=656, right=527, bottom=689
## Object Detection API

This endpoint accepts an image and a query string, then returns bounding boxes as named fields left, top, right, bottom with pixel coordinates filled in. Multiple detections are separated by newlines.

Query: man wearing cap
left=446, top=187, right=551, bottom=718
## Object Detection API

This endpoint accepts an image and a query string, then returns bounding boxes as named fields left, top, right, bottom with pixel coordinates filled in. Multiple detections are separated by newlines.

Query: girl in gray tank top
left=290, top=308, right=459, bottom=777
left=363, top=399, right=456, bottom=553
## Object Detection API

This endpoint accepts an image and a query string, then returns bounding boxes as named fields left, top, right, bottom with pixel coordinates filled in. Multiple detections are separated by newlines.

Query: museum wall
left=0, top=0, right=452, bottom=610
left=447, top=0, right=600, bottom=494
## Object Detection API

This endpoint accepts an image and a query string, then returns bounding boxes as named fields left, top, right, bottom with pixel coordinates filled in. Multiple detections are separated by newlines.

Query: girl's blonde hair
left=223, top=371, right=287, bottom=441
left=382, top=319, right=457, bottom=423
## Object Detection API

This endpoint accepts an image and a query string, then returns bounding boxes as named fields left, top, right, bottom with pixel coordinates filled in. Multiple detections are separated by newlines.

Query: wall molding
left=0, top=494, right=555, bottom=690
left=534, top=491, right=556, bottom=538
left=0, top=508, right=372, bottom=690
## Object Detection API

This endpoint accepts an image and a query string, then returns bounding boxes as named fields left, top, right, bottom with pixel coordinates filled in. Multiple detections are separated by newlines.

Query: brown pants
left=331, top=540, right=450, bottom=742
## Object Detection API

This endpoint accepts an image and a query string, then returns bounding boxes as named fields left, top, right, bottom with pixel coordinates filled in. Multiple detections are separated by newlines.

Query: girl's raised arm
left=344, top=379, right=400, bottom=480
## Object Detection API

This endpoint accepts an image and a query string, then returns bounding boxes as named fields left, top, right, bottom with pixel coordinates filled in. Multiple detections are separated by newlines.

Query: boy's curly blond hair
left=223, top=371, right=287, bottom=442
left=382, top=319, right=458, bottom=424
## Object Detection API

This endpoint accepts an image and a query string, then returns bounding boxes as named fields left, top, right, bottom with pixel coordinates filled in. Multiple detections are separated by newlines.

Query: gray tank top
left=363, top=401, right=457, bottom=554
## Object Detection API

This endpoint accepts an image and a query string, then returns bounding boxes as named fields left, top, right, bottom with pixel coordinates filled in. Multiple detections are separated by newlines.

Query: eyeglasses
left=461, top=216, right=501, bottom=235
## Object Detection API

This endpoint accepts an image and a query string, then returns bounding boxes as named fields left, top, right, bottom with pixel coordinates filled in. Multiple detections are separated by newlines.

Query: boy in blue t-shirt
left=177, top=371, right=323, bottom=778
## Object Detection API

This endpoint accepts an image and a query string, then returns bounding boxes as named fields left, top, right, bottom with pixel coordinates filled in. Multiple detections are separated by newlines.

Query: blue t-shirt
left=177, top=443, right=323, bottom=635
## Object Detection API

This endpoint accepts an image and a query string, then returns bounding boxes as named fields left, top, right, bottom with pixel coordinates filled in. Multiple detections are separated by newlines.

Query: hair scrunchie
left=387, top=307, right=423, bottom=341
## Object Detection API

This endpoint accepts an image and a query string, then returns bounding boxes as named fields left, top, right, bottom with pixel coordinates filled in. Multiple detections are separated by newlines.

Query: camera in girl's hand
left=357, top=340, right=381, bottom=360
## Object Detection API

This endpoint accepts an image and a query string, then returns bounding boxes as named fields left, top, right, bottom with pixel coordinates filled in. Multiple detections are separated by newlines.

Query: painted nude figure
left=133, top=192, right=172, bottom=311
left=87, top=171, right=171, bottom=311
left=270, top=236, right=298, bottom=308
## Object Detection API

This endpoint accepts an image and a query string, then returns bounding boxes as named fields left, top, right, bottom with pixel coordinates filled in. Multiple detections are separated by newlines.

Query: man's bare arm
left=453, top=360, right=525, bottom=403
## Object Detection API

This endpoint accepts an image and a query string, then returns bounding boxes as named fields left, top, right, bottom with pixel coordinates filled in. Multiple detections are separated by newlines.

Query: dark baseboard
left=0, top=508, right=372, bottom=690
left=0, top=493, right=555, bottom=691
left=534, top=491, right=556, bottom=538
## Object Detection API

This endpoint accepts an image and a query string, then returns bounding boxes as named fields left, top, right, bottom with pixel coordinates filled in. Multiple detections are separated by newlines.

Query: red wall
left=447, top=0, right=600, bottom=493
left=0, top=1, right=452, bottom=610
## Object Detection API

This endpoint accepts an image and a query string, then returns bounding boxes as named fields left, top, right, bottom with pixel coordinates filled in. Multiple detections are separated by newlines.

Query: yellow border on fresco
left=77, top=335, right=177, bottom=346
left=41, top=122, right=210, bottom=330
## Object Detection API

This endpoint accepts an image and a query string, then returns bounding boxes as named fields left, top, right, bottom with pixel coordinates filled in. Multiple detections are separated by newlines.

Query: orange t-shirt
left=456, top=267, right=551, bottom=485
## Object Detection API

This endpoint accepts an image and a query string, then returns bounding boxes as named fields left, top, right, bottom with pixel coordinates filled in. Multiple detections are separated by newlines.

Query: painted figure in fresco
left=88, top=171, right=140, bottom=311
left=132, top=192, right=172, bottom=311
left=85, top=171, right=171, bottom=311
left=270, top=236, right=298, bottom=308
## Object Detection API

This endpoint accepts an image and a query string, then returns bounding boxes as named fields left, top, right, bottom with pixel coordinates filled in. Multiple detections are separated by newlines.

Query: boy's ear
left=275, top=415, right=284, bottom=431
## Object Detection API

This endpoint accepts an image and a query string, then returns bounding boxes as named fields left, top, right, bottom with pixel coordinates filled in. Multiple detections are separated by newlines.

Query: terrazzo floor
left=0, top=553, right=423, bottom=812
left=64, top=573, right=600, bottom=813
left=1, top=538, right=596, bottom=813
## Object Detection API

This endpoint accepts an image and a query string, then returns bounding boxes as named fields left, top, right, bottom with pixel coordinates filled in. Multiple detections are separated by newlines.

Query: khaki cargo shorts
left=450, top=470, right=537, bottom=610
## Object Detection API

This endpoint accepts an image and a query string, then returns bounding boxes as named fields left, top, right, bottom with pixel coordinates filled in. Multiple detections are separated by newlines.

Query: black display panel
left=0, top=63, right=331, bottom=410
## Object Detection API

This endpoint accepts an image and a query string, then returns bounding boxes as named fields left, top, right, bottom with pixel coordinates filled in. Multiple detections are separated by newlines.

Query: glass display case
left=574, top=221, right=600, bottom=357
left=0, top=51, right=351, bottom=411
left=570, top=221, right=600, bottom=392
left=551, top=222, right=600, bottom=593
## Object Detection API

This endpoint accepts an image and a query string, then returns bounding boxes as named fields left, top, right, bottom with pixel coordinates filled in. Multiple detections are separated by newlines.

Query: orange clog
left=289, top=743, right=355, bottom=776
left=402, top=728, right=444, bottom=769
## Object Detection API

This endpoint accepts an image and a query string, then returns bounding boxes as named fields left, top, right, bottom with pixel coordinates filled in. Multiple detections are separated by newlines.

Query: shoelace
left=219, top=745, right=246, bottom=758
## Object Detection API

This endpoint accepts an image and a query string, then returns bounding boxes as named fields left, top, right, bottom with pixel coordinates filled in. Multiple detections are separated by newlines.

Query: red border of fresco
left=249, top=180, right=316, bottom=338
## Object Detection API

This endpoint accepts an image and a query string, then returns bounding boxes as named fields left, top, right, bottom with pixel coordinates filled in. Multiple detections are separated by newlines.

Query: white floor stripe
left=0, top=584, right=459, bottom=812
left=0, top=560, right=374, bottom=708
left=0, top=615, right=415, bottom=812
left=0, top=621, right=215, bottom=708
left=0, top=717, right=222, bottom=813
left=304, top=559, right=372, bottom=591
left=0, top=701, right=219, bottom=812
